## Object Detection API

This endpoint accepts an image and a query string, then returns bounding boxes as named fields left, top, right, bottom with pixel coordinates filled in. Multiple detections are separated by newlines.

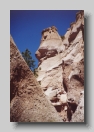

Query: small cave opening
left=67, top=102, right=78, bottom=121
left=44, top=35, right=47, bottom=40
left=68, top=102, right=78, bottom=113
left=54, top=105, right=62, bottom=112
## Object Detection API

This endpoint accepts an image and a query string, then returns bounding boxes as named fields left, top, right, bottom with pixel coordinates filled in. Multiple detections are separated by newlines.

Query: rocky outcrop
left=35, top=26, right=65, bottom=63
left=10, top=35, right=62, bottom=122
left=35, top=10, right=84, bottom=122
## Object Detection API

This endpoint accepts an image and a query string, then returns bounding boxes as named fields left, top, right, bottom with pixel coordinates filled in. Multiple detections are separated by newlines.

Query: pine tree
left=22, top=49, right=35, bottom=71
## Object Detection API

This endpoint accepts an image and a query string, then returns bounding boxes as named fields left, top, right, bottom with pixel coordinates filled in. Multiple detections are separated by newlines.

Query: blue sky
left=10, top=10, right=79, bottom=69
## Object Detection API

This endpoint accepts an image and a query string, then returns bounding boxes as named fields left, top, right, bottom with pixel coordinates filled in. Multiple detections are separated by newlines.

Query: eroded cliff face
left=10, top=35, right=62, bottom=122
left=35, top=10, right=84, bottom=122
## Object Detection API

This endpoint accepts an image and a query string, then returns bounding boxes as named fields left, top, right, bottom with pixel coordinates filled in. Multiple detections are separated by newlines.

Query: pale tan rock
left=36, top=10, right=84, bottom=122
left=59, top=93, right=67, bottom=104
left=35, top=26, right=65, bottom=61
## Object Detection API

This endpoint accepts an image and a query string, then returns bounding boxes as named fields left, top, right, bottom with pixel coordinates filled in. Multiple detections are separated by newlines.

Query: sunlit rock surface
left=36, top=10, right=84, bottom=122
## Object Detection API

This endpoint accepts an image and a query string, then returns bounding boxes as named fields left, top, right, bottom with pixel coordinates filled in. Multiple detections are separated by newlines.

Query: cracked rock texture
left=10, top=35, right=63, bottom=122
left=35, top=10, right=84, bottom=122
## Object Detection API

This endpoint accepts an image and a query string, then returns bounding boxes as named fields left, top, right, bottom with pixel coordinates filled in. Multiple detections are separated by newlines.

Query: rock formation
left=71, top=90, right=84, bottom=122
left=10, top=35, right=62, bottom=122
left=35, top=10, right=84, bottom=122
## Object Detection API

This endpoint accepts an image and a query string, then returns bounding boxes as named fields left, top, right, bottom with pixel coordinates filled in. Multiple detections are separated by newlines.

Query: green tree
left=22, top=49, right=35, bottom=71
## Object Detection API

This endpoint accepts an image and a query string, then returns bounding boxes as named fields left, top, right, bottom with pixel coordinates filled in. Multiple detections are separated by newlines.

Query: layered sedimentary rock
left=35, top=10, right=84, bottom=122
left=10, top=35, right=62, bottom=122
